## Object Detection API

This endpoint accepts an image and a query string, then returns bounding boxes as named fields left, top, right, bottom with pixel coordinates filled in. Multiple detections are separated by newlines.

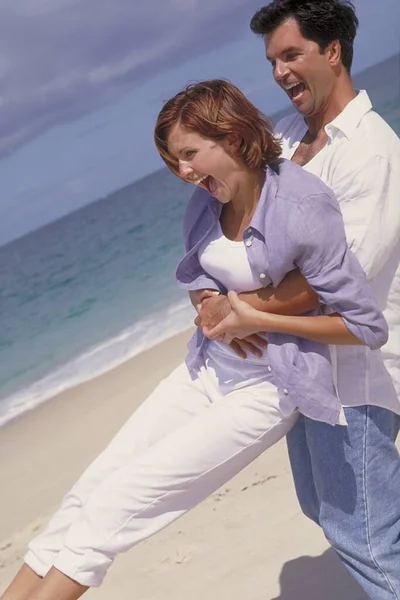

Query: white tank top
left=198, top=222, right=273, bottom=390
left=198, top=222, right=261, bottom=292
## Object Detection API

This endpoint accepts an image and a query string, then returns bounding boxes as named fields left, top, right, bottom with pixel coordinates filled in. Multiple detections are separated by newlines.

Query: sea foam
left=0, top=299, right=194, bottom=427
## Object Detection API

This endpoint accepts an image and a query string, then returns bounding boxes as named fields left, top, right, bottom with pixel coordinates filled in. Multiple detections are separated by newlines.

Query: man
left=197, top=1, right=400, bottom=598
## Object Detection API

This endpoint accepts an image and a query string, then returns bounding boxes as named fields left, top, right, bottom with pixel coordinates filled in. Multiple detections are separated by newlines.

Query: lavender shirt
left=175, top=159, right=388, bottom=425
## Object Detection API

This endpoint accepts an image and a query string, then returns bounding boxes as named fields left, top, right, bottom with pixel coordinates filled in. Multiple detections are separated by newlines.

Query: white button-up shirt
left=276, top=90, right=400, bottom=414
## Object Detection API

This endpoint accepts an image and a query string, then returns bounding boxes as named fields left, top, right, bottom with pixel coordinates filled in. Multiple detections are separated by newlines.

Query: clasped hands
left=192, top=289, right=268, bottom=359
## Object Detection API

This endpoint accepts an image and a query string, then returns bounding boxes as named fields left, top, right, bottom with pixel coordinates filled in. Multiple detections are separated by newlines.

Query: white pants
left=25, top=361, right=298, bottom=587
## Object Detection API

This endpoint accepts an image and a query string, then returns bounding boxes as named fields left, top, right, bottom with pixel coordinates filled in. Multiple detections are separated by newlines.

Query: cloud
left=0, top=0, right=262, bottom=156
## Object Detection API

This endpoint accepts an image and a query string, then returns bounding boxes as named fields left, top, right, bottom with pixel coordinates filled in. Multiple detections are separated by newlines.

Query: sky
left=0, top=0, right=399, bottom=245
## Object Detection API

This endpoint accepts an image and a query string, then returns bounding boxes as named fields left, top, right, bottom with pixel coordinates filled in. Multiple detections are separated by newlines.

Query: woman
left=2, top=80, right=388, bottom=600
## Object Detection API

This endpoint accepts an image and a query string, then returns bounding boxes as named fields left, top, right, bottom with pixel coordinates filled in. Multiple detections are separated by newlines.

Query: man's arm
left=204, top=192, right=389, bottom=351
left=239, top=268, right=319, bottom=315
left=193, top=269, right=319, bottom=360
left=196, top=269, right=319, bottom=331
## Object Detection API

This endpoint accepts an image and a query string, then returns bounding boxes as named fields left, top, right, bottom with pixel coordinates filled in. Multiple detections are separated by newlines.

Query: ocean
left=1, top=55, right=399, bottom=427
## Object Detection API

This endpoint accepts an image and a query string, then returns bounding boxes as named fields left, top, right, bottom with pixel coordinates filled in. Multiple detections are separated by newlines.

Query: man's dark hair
left=250, top=0, right=359, bottom=72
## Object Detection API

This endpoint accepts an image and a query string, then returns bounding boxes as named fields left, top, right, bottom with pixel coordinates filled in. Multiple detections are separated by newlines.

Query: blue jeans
left=287, top=406, right=400, bottom=600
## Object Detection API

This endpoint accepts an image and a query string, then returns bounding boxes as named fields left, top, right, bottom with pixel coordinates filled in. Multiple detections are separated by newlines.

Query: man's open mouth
left=286, top=83, right=306, bottom=99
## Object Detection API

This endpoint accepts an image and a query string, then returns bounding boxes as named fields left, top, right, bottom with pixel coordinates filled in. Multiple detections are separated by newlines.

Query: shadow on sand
left=272, top=548, right=369, bottom=600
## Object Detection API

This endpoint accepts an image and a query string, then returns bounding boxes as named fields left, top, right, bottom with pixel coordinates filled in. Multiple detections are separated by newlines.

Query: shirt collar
left=208, top=163, right=277, bottom=239
left=248, top=164, right=278, bottom=237
left=324, top=90, right=372, bottom=140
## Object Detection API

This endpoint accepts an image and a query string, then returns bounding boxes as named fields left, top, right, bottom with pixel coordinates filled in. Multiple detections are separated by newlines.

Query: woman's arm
left=261, top=312, right=362, bottom=345
left=285, top=193, right=388, bottom=349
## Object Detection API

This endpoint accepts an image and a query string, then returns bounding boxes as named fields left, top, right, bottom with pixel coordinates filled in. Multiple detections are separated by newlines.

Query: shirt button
left=267, top=365, right=272, bottom=372
left=245, top=240, right=252, bottom=247
left=260, top=273, right=267, bottom=279
left=283, top=388, right=289, bottom=395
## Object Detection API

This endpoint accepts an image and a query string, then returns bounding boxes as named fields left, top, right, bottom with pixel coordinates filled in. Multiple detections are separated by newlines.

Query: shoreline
left=0, top=328, right=193, bottom=540
left=0, top=314, right=194, bottom=429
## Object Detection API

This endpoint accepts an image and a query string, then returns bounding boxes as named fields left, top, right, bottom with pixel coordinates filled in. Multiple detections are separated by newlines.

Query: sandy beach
left=0, top=329, right=370, bottom=599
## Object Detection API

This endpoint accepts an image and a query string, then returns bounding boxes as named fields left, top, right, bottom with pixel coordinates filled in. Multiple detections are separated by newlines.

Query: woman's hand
left=203, top=291, right=270, bottom=344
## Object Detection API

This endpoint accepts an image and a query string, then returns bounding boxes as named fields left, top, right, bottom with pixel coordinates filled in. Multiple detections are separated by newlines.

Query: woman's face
left=167, top=123, right=242, bottom=204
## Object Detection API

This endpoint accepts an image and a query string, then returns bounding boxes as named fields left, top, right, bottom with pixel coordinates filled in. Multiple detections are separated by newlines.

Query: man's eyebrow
left=266, top=46, right=301, bottom=61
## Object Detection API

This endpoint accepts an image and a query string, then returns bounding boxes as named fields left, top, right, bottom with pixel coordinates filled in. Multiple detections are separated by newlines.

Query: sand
left=0, top=329, right=369, bottom=599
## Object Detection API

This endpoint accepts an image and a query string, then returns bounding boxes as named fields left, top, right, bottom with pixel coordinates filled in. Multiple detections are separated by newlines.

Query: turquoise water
left=0, top=170, right=194, bottom=424
left=1, top=56, right=399, bottom=426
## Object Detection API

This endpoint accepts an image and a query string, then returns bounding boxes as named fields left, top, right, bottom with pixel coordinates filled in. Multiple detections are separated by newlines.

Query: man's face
left=264, top=17, right=335, bottom=117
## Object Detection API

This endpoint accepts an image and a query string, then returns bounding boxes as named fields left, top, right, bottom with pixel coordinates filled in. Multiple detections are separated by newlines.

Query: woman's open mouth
left=193, top=175, right=217, bottom=195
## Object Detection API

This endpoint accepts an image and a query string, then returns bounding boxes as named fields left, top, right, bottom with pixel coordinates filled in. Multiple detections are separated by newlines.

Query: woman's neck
left=220, top=168, right=265, bottom=241
left=229, top=168, right=266, bottom=217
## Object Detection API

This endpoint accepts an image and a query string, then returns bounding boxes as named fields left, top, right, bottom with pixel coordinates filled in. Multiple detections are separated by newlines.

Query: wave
left=0, top=298, right=194, bottom=428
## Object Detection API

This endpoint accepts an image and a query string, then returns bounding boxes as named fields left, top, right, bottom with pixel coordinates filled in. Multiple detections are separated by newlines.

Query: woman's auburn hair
left=154, top=79, right=282, bottom=177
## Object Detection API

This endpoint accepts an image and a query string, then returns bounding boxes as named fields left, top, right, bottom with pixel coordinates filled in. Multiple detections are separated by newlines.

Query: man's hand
left=196, top=294, right=231, bottom=330
left=195, top=293, right=267, bottom=358
left=228, top=335, right=268, bottom=359
left=189, top=289, right=221, bottom=314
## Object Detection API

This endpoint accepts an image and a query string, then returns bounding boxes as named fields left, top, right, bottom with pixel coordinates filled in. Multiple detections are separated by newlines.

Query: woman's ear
left=224, top=134, right=241, bottom=154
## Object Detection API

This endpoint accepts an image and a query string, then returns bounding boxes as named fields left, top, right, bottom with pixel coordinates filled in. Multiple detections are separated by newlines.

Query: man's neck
left=305, top=77, right=357, bottom=137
